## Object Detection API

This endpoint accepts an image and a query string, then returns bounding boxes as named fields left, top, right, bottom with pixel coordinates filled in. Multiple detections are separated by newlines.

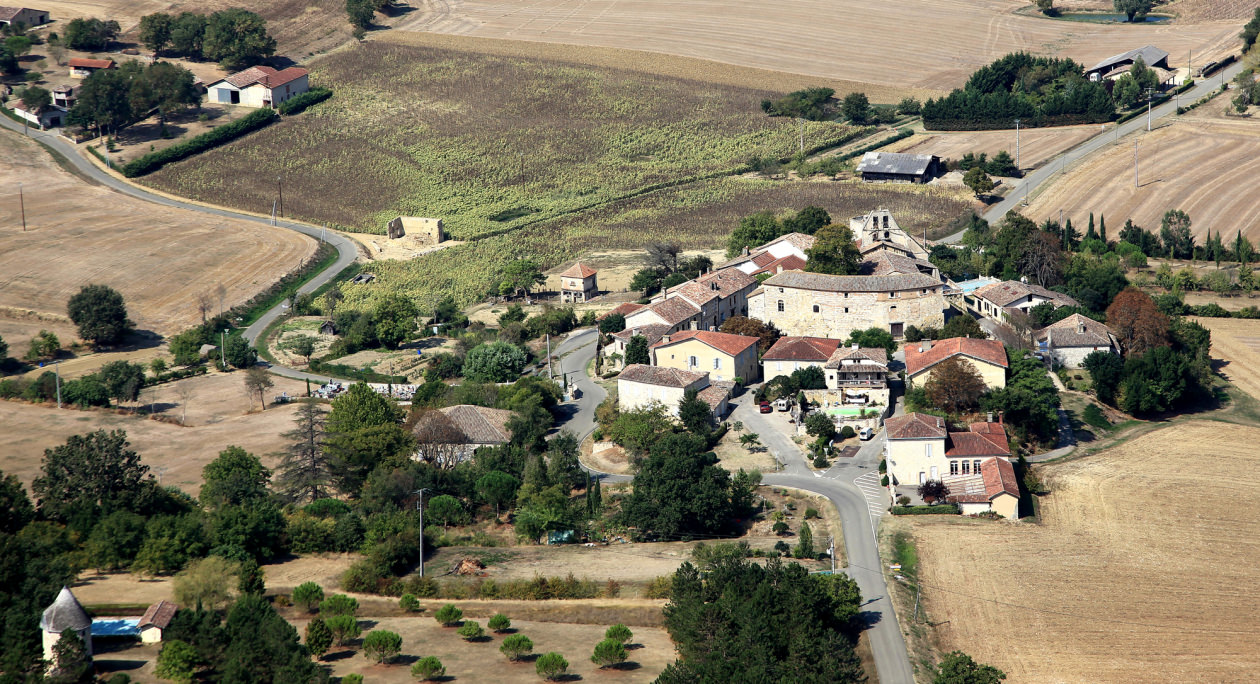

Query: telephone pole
left=220, top=329, right=228, bottom=369
left=276, top=175, right=284, bottom=218
left=1014, top=118, right=1020, bottom=170
left=414, top=488, right=430, bottom=576
left=1145, top=87, right=1155, bottom=131
left=828, top=536, right=836, bottom=574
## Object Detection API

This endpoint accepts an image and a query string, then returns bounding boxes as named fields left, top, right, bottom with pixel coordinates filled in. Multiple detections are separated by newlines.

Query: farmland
left=1191, top=316, right=1260, bottom=402
left=905, top=421, right=1260, bottom=682
left=334, top=178, right=973, bottom=313
left=394, top=0, right=1243, bottom=92
left=882, top=125, right=1100, bottom=172
left=1025, top=113, right=1260, bottom=243
left=142, top=40, right=863, bottom=239
left=0, top=133, right=315, bottom=339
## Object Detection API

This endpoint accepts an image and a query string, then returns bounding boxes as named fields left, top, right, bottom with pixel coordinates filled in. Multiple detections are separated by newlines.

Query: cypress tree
left=1099, top=214, right=1107, bottom=244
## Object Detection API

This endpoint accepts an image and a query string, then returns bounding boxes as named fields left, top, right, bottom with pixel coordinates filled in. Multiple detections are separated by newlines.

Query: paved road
left=548, top=328, right=605, bottom=442
left=0, top=117, right=362, bottom=382
left=940, top=61, right=1249, bottom=243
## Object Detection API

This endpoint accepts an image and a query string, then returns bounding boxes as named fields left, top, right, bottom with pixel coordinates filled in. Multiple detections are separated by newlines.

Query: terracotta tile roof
left=560, top=262, right=597, bottom=279
left=1038, top=313, right=1114, bottom=348
left=945, top=429, right=1010, bottom=457
left=750, top=252, right=777, bottom=267
left=904, top=337, right=1008, bottom=377
left=974, top=280, right=1078, bottom=308
left=824, top=346, right=888, bottom=368
left=885, top=412, right=946, bottom=440
left=864, top=251, right=935, bottom=277
left=68, top=58, right=114, bottom=69
left=259, top=67, right=308, bottom=88
left=431, top=405, right=514, bottom=444
left=763, top=336, right=843, bottom=362
left=611, top=323, right=671, bottom=345
left=219, top=66, right=309, bottom=89
left=753, top=254, right=807, bottom=276
left=698, top=381, right=734, bottom=411
left=599, top=302, right=644, bottom=322
left=618, top=364, right=707, bottom=388
left=651, top=330, right=758, bottom=357
left=762, top=270, right=942, bottom=293
left=762, top=232, right=816, bottom=253
left=671, top=269, right=757, bottom=307
left=140, top=600, right=178, bottom=630
left=951, top=457, right=1018, bottom=502
left=642, top=297, right=701, bottom=327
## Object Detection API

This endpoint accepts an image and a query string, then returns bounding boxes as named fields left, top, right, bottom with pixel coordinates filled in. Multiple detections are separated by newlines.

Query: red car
left=758, top=401, right=773, bottom=413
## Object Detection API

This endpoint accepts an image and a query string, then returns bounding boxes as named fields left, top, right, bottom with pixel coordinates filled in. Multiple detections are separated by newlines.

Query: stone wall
left=749, top=285, right=945, bottom=339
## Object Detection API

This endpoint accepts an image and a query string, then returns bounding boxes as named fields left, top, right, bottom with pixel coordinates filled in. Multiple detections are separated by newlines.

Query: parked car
left=775, top=398, right=790, bottom=411
left=859, top=427, right=874, bottom=441
left=759, top=401, right=773, bottom=413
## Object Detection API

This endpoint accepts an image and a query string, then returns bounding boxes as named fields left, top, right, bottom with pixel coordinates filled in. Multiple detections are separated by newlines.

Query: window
left=844, top=307, right=849, bottom=313
left=889, top=291, right=899, bottom=298
left=962, top=460, right=970, bottom=475
left=688, top=356, right=698, bottom=367
left=777, top=300, right=785, bottom=312
left=812, top=304, right=820, bottom=313
left=949, top=461, right=958, bottom=475
left=974, top=460, right=981, bottom=473
left=713, top=358, right=721, bottom=369
left=778, top=288, right=784, bottom=293
left=777, top=361, right=783, bottom=372
left=925, top=444, right=933, bottom=459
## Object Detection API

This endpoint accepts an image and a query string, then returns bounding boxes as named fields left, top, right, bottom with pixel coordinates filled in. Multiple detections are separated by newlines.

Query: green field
left=142, top=41, right=863, bottom=238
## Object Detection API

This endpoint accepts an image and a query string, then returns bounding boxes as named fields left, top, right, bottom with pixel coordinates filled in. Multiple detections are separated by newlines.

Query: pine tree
left=1099, top=214, right=1107, bottom=244
left=793, top=521, right=815, bottom=559
left=592, top=478, right=602, bottom=514
left=272, top=400, right=331, bottom=503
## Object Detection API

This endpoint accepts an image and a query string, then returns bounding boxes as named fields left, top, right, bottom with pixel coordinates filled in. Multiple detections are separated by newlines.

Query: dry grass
left=1026, top=115, right=1260, bottom=244
left=1190, top=317, right=1260, bottom=402
left=0, top=134, right=315, bottom=337
left=394, top=0, right=1242, bottom=92
left=884, top=125, right=1100, bottom=171
left=907, top=421, right=1260, bottom=683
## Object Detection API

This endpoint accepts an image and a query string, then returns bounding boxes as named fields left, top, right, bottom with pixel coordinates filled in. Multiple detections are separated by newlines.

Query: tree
left=169, top=12, right=207, bottom=57
left=624, top=335, right=650, bottom=365
left=22, top=328, right=58, bottom=362
left=434, top=603, right=463, bottom=626
left=426, top=494, right=463, bottom=530
left=605, top=623, right=633, bottom=643
left=845, top=327, right=896, bottom=356
left=320, top=593, right=359, bottom=617
left=726, top=210, right=781, bottom=257
left=304, top=617, right=333, bottom=660
left=139, top=12, right=174, bottom=54
left=918, top=479, right=950, bottom=504
left=940, top=315, right=987, bottom=340
left=476, top=470, right=520, bottom=519
left=964, top=166, right=995, bottom=197
left=98, top=360, right=146, bottom=405
left=85, top=510, right=145, bottom=571
left=719, top=315, right=780, bottom=353
left=501, top=633, right=534, bottom=661
left=794, top=521, right=815, bottom=558
left=535, top=652, right=569, bottom=681
left=63, top=17, right=120, bottom=50
left=678, top=389, right=714, bottom=435
left=374, top=294, right=418, bottom=349
left=274, top=400, right=332, bottom=503
left=32, top=429, right=151, bottom=523
left=173, top=556, right=237, bottom=610
left=243, top=366, right=273, bottom=411
left=805, top=412, right=836, bottom=443
left=0, top=470, right=34, bottom=534
left=933, top=651, right=1007, bottom=684
left=897, top=97, right=922, bottom=115
left=67, top=284, right=133, bottom=346
left=1106, top=288, right=1169, bottom=356
left=591, top=638, right=628, bottom=668
left=805, top=224, right=862, bottom=275
left=362, top=629, right=403, bottom=663
left=1114, top=0, right=1153, bottom=22
left=18, top=84, right=49, bottom=113
left=1244, top=6, right=1260, bottom=51
left=463, top=341, right=528, bottom=382
left=220, top=593, right=322, bottom=683
left=412, top=656, right=446, bottom=680
left=784, top=206, right=832, bottom=235
left=488, top=613, right=511, bottom=632
left=622, top=433, right=744, bottom=537
left=841, top=91, right=871, bottom=123
left=202, top=9, right=275, bottom=70
left=155, top=639, right=201, bottom=683
left=346, top=0, right=375, bottom=30
left=293, top=581, right=325, bottom=612
left=224, top=335, right=257, bottom=369
left=199, top=446, right=271, bottom=509
left=457, top=620, right=485, bottom=640
left=500, top=260, right=546, bottom=299
left=646, top=242, right=683, bottom=273
left=1160, top=210, right=1194, bottom=259
left=598, top=312, right=626, bottom=334
left=924, top=358, right=987, bottom=413
left=325, top=614, right=360, bottom=645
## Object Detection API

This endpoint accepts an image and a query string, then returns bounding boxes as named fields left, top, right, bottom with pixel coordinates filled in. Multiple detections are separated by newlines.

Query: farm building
left=651, top=329, right=760, bottom=383
left=68, top=58, right=114, bottom=79
left=1036, top=313, right=1118, bottom=368
left=139, top=600, right=178, bottom=643
left=206, top=66, right=309, bottom=108
left=905, top=337, right=1008, bottom=390
left=559, top=262, right=598, bottom=303
left=52, top=85, right=74, bottom=109
left=855, top=152, right=940, bottom=183
left=0, top=6, right=49, bottom=27
left=1085, top=45, right=1170, bottom=82
left=41, top=586, right=92, bottom=664
left=12, top=101, right=63, bottom=129
left=412, top=404, right=514, bottom=465
left=967, top=279, right=1078, bottom=322
left=386, top=216, right=444, bottom=244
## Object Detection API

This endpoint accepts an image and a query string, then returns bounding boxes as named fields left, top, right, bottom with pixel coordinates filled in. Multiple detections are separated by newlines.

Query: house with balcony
left=884, top=412, right=1018, bottom=518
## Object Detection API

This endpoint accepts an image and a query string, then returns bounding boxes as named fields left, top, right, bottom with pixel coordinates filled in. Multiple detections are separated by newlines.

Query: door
left=930, top=466, right=938, bottom=479
left=890, top=322, right=904, bottom=338
left=918, top=471, right=926, bottom=484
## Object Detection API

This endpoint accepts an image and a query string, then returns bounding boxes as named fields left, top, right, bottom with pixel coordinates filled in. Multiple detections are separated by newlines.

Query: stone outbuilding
left=386, top=216, right=445, bottom=244
left=1036, top=314, right=1118, bottom=368
left=559, top=262, right=598, bottom=303
left=41, top=586, right=92, bottom=664
left=139, top=600, right=178, bottom=644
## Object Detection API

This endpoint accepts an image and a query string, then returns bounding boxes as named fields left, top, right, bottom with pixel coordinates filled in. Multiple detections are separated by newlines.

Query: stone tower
left=41, top=586, right=92, bottom=665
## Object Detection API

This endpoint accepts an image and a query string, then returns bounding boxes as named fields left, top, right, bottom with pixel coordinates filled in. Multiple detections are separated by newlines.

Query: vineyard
left=142, top=41, right=861, bottom=239
left=335, top=178, right=972, bottom=313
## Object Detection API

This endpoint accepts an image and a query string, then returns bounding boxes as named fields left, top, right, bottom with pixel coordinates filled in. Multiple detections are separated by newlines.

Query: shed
left=1085, top=45, right=1170, bottom=81
left=139, top=600, right=178, bottom=643
left=856, top=152, right=940, bottom=183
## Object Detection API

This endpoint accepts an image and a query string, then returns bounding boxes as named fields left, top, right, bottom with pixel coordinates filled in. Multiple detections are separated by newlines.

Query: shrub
left=411, top=656, right=445, bottom=680
left=891, top=504, right=961, bottom=515
left=804, top=507, right=820, bottom=519
left=642, top=576, right=671, bottom=599
left=591, top=638, right=628, bottom=668
left=457, top=620, right=484, bottom=640
left=488, top=613, right=511, bottom=632
left=896, top=495, right=910, bottom=506
left=774, top=540, right=791, bottom=555
left=881, top=475, right=889, bottom=486
left=319, top=593, right=358, bottom=617
left=434, top=603, right=463, bottom=626
left=399, top=593, right=420, bottom=612
left=342, top=676, right=363, bottom=684
left=501, top=633, right=534, bottom=661
left=772, top=521, right=789, bottom=535
left=604, top=624, right=632, bottom=644
left=277, top=87, right=332, bottom=115
left=155, top=639, right=199, bottom=683
left=293, top=581, right=324, bottom=612
left=812, top=454, right=828, bottom=468
left=535, top=652, right=569, bottom=680
left=362, top=630, right=403, bottom=663
left=122, top=108, right=277, bottom=177
left=840, top=425, right=856, bottom=439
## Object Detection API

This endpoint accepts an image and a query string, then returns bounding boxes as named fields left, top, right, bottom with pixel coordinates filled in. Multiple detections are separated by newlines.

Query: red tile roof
left=698, top=382, right=734, bottom=411
left=885, top=412, right=946, bottom=440
left=560, top=262, right=597, bottom=279
left=640, top=297, right=701, bottom=327
left=68, top=58, right=114, bottom=69
left=763, top=336, right=843, bottom=362
left=611, top=323, right=671, bottom=345
left=651, top=330, right=758, bottom=357
left=670, top=269, right=757, bottom=307
left=220, top=66, right=309, bottom=89
left=259, top=66, right=308, bottom=88
left=944, top=430, right=1010, bottom=457
left=974, top=280, right=1078, bottom=308
left=904, top=337, right=1008, bottom=377
left=140, top=600, right=178, bottom=630
left=618, top=364, right=707, bottom=388
left=753, top=254, right=807, bottom=276
left=599, top=302, right=644, bottom=322
left=982, top=457, right=1020, bottom=499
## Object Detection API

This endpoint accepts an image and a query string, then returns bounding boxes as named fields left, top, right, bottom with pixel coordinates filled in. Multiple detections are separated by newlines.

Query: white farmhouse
left=207, top=66, right=309, bottom=109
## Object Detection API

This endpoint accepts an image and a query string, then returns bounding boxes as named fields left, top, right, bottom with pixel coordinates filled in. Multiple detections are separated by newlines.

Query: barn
left=1085, top=45, right=1171, bottom=82
left=855, top=151, right=940, bottom=184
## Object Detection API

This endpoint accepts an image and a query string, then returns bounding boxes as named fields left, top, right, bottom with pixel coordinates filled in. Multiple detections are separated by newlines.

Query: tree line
left=137, top=9, right=276, bottom=71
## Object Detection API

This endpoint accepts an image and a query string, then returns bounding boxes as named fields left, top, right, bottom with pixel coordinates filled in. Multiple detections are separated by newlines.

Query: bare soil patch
left=0, top=133, right=315, bottom=336
left=884, top=125, right=1099, bottom=171
left=908, top=421, right=1260, bottom=683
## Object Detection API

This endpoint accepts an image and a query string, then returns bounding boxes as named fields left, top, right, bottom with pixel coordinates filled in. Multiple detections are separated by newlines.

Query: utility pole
left=1146, top=87, right=1155, bottom=132
left=321, top=223, right=326, bottom=243
left=1133, top=141, right=1140, bottom=188
left=55, top=359, right=61, bottom=409
left=220, top=329, right=228, bottom=369
left=18, top=182, right=25, bottom=232
left=828, top=536, right=836, bottom=574
left=798, top=118, right=804, bottom=153
left=271, top=199, right=277, bottom=226
left=276, top=175, right=284, bottom=218
left=1014, top=118, right=1020, bottom=170
left=546, top=334, right=554, bottom=379
left=414, top=488, right=430, bottom=576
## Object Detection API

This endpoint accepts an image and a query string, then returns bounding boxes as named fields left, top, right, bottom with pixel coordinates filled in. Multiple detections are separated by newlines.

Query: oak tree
left=1105, top=288, right=1169, bottom=356
left=924, top=358, right=987, bottom=413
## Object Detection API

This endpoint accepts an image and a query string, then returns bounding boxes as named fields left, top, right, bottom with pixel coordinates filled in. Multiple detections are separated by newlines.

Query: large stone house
left=884, top=413, right=1017, bottom=518
left=559, top=262, right=598, bottom=303
left=748, top=270, right=945, bottom=340
left=412, top=405, right=514, bottom=466
left=649, top=268, right=757, bottom=331
left=904, top=337, right=1008, bottom=390
left=719, top=233, right=815, bottom=276
left=207, top=66, right=309, bottom=108
left=650, top=330, right=760, bottom=383
left=623, top=297, right=702, bottom=334
left=1036, top=313, right=1118, bottom=368
left=967, top=279, right=1078, bottom=322
left=617, top=364, right=731, bottom=418
left=762, top=336, right=843, bottom=378
left=850, top=208, right=930, bottom=260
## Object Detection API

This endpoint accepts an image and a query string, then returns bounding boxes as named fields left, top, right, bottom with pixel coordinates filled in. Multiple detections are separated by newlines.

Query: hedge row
left=923, top=113, right=1111, bottom=131
left=278, top=87, right=332, bottom=116
left=306, top=358, right=406, bottom=384
left=122, top=108, right=278, bottom=177
left=891, top=504, right=961, bottom=515
left=839, top=128, right=914, bottom=161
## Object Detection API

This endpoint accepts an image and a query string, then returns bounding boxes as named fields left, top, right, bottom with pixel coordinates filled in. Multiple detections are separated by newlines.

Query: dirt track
left=910, top=421, right=1260, bottom=682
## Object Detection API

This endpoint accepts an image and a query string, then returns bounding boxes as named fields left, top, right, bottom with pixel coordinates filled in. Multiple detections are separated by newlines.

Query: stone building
left=386, top=217, right=445, bottom=245
left=559, top=263, right=598, bottom=303
left=649, top=268, right=757, bottom=331
left=904, top=337, right=1008, bottom=390
left=1036, top=314, right=1118, bottom=368
left=41, top=586, right=92, bottom=666
left=850, top=208, right=930, bottom=260
left=748, top=270, right=945, bottom=339
left=617, top=364, right=710, bottom=417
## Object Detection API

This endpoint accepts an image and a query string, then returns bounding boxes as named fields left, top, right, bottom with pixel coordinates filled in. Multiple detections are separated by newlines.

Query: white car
left=858, top=427, right=874, bottom=441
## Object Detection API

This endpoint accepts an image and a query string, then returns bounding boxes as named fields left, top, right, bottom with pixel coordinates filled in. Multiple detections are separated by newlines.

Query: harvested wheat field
left=0, top=135, right=314, bottom=336
left=1027, top=116, right=1260, bottom=243
left=909, top=421, right=1260, bottom=683
left=395, top=0, right=1241, bottom=92
left=885, top=125, right=1099, bottom=172
left=1191, top=317, right=1260, bottom=401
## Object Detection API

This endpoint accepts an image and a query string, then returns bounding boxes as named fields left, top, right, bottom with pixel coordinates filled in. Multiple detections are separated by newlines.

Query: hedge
left=891, top=504, right=961, bottom=515
left=839, top=128, right=914, bottom=161
left=121, top=108, right=277, bottom=177
left=278, top=87, right=332, bottom=116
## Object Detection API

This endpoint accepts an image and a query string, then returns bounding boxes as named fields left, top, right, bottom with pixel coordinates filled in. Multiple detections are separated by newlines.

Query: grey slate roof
left=1087, top=45, right=1170, bottom=74
left=41, top=586, right=90, bottom=633
left=762, top=270, right=942, bottom=293
left=974, top=280, right=1078, bottom=308
left=856, top=151, right=935, bottom=176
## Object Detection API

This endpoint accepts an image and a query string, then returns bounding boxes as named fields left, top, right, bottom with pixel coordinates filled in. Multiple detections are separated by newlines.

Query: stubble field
left=1190, top=316, right=1260, bottom=401
left=0, top=134, right=315, bottom=338
left=883, top=124, right=1100, bottom=172
left=908, top=421, right=1260, bottom=683
left=1026, top=113, right=1260, bottom=243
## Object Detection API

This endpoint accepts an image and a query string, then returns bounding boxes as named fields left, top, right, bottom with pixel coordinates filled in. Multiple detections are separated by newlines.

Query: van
left=775, top=397, right=790, bottom=412
left=859, top=427, right=874, bottom=441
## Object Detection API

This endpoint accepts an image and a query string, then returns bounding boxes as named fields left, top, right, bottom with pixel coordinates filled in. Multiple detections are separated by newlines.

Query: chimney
left=662, top=334, right=671, bottom=344
left=920, top=340, right=931, bottom=353
left=987, top=412, right=994, bottom=423
left=998, top=410, right=1005, bottom=425
left=1077, top=321, right=1086, bottom=334
left=851, top=343, right=858, bottom=350
left=632, top=328, right=640, bottom=337
left=742, top=246, right=750, bottom=256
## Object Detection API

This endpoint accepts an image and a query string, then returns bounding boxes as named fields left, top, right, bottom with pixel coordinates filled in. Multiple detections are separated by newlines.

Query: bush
left=362, top=630, right=403, bottom=663
left=880, top=475, right=889, bottom=486
left=277, top=87, right=331, bottom=115
left=804, top=507, right=820, bottom=519
left=399, top=593, right=420, bottom=612
left=891, top=504, right=961, bottom=515
left=591, top=638, right=628, bottom=668
left=411, top=655, right=445, bottom=680
left=488, top=613, right=511, bottom=632
left=501, top=633, right=534, bottom=661
left=897, top=495, right=910, bottom=506
left=434, top=603, right=463, bottom=626
left=319, top=593, right=358, bottom=617
left=122, top=108, right=277, bottom=177
left=342, top=675, right=363, bottom=684
left=604, top=624, right=632, bottom=644
left=840, top=425, right=856, bottom=439
left=457, top=620, right=484, bottom=640
left=642, top=576, right=671, bottom=599
left=535, top=652, right=569, bottom=680
left=325, top=614, right=360, bottom=645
